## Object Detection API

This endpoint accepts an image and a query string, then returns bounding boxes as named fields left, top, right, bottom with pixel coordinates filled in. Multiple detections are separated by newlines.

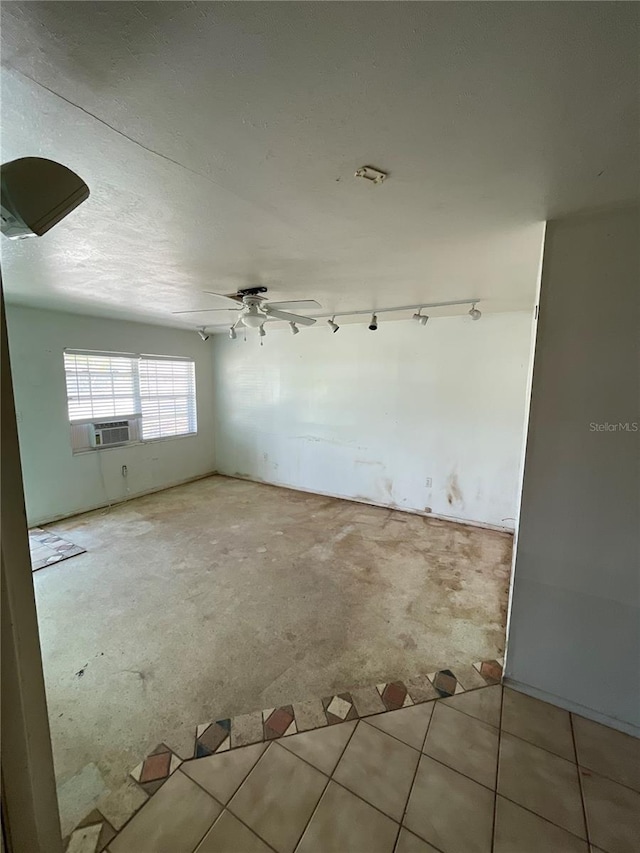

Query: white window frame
left=63, top=349, right=197, bottom=452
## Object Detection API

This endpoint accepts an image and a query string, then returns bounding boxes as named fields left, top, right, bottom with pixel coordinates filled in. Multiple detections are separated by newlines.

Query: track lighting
left=368, top=313, right=378, bottom=331
left=229, top=326, right=237, bottom=340
left=197, top=329, right=210, bottom=341
left=412, top=310, right=429, bottom=326
left=468, top=303, right=482, bottom=321
left=258, top=324, right=266, bottom=337
left=327, top=317, right=339, bottom=333
left=289, top=321, right=299, bottom=335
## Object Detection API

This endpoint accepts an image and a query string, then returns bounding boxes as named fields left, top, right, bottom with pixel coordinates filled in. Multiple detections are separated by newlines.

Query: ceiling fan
left=172, top=286, right=321, bottom=329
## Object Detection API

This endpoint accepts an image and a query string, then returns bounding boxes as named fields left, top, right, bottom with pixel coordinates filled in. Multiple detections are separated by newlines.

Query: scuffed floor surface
left=33, top=475, right=511, bottom=834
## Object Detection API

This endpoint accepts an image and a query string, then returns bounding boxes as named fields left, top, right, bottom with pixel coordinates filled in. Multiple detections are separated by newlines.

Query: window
left=63, top=350, right=197, bottom=450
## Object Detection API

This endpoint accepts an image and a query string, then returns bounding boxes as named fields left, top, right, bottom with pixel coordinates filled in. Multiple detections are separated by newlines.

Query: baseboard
left=503, top=676, right=640, bottom=738
left=28, top=470, right=218, bottom=528
left=219, top=472, right=514, bottom=534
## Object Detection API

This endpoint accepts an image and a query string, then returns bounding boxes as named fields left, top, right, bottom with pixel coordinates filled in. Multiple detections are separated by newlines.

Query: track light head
left=327, top=317, right=339, bottom=333
left=289, top=321, right=299, bottom=335
left=469, top=303, right=481, bottom=321
left=229, top=326, right=237, bottom=340
left=197, top=329, right=210, bottom=341
left=368, top=313, right=378, bottom=331
left=413, top=310, right=429, bottom=326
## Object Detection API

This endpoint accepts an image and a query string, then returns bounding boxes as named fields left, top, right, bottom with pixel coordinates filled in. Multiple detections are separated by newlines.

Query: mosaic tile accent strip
left=294, top=697, right=330, bottom=732
left=474, top=659, right=504, bottom=684
left=64, top=808, right=115, bottom=853
left=322, top=692, right=359, bottom=725
left=427, top=669, right=465, bottom=698
left=262, top=705, right=298, bottom=739
left=130, top=743, right=182, bottom=795
left=29, top=526, right=86, bottom=573
left=404, top=674, right=440, bottom=703
left=350, top=685, right=387, bottom=717
left=230, top=711, right=264, bottom=748
left=376, top=681, right=414, bottom=711
left=195, top=718, right=231, bottom=756
left=120, top=658, right=505, bottom=840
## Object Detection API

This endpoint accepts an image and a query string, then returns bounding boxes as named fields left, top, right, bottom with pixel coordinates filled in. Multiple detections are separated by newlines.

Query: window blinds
left=64, top=352, right=138, bottom=422
left=63, top=351, right=197, bottom=441
left=138, top=357, right=197, bottom=440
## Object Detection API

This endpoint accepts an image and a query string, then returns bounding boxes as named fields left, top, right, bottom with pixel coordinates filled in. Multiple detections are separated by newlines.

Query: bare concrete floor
left=35, top=475, right=512, bottom=833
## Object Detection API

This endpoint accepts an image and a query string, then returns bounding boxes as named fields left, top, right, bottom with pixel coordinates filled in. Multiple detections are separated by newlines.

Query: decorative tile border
left=63, top=808, right=115, bottom=853
left=474, top=659, right=503, bottom=684
left=29, top=527, right=86, bottom=572
left=322, top=692, right=359, bottom=725
left=63, top=658, right=503, bottom=853
left=127, top=659, right=503, bottom=792
left=196, top=719, right=231, bottom=756
left=130, top=743, right=182, bottom=795
left=377, top=681, right=414, bottom=710
left=263, top=705, right=297, bottom=739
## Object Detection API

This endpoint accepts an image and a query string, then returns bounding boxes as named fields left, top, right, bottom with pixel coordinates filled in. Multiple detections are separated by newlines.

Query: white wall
left=213, top=312, right=534, bottom=529
left=6, top=305, right=216, bottom=526
left=506, top=205, right=640, bottom=734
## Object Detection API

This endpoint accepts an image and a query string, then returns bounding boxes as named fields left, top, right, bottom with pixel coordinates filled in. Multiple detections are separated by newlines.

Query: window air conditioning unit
left=91, top=420, right=132, bottom=448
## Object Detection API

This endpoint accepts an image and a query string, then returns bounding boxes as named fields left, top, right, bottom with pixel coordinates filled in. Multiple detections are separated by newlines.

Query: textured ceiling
left=1, top=2, right=638, bottom=330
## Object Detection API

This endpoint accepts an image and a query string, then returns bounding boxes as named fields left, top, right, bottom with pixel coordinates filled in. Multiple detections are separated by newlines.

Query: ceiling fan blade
left=202, top=291, right=244, bottom=305
left=171, top=307, right=239, bottom=315
left=266, top=300, right=322, bottom=310
left=263, top=307, right=316, bottom=326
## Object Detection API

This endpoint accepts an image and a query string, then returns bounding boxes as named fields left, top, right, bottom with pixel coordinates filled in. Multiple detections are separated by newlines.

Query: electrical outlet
left=121, top=465, right=128, bottom=477
left=425, top=477, right=432, bottom=488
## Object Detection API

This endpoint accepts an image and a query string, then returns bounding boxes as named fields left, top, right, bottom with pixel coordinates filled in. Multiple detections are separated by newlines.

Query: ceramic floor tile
left=366, top=702, right=433, bottom=751
left=322, top=692, right=359, bottom=724
left=404, top=755, right=494, bottom=853
left=498, top=731, right=585, bottom=838
left=440, top=684, right=502, bottom=728
left=580, top=768, right=640, bottom=853
left=72, top=809, right=117, bottom=852
left=378, top=681, right=414, bottom=711
left=293, top=698, right=328, bottom=732
left=196, top=720, right=231, bottom=756
left=333, top=721, right=419, bottom=821
left=502, top=688, right=575, bottom=761
left=66, top=823, right=102, bottom=853
left=404, top=676, right=439, bottom=704
left=194, top=810, right=272, bottom=853
left=474, top=660, right=503, bottom=684
left=180, top=742, right=267, bottom=803
left=263, top=705, right=297, bottom=740
left=228, top=743, right=326, bottom=853
left=395, top=827, right=442, bottom=853
left=423, top=702, right=499, bottom=789
left=109, top=770, right=221, bottom=853
left=572, top=714, right=640, bottom=792
left=295, top=780, right=399, bottom=853
left=279, top=719, right=356, bottom=775
left=428, top=669, right=464, bottom=698
left=494, top=795, right=589, bottom=853
left=452, top=665, right=490, bottom=691
left=351, top=685, right=387, bottom=716
left=230, top=711, right=264, bottom=748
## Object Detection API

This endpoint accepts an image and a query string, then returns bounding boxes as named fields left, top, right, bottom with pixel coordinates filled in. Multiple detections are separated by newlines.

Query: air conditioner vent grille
left=93, top=421, right=131, bottom=446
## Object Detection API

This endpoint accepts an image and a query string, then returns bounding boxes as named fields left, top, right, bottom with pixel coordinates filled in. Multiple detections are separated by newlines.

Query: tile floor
left=91, top=684, right=639, bottom=853
left=29, top=526, right=86, bottom=572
